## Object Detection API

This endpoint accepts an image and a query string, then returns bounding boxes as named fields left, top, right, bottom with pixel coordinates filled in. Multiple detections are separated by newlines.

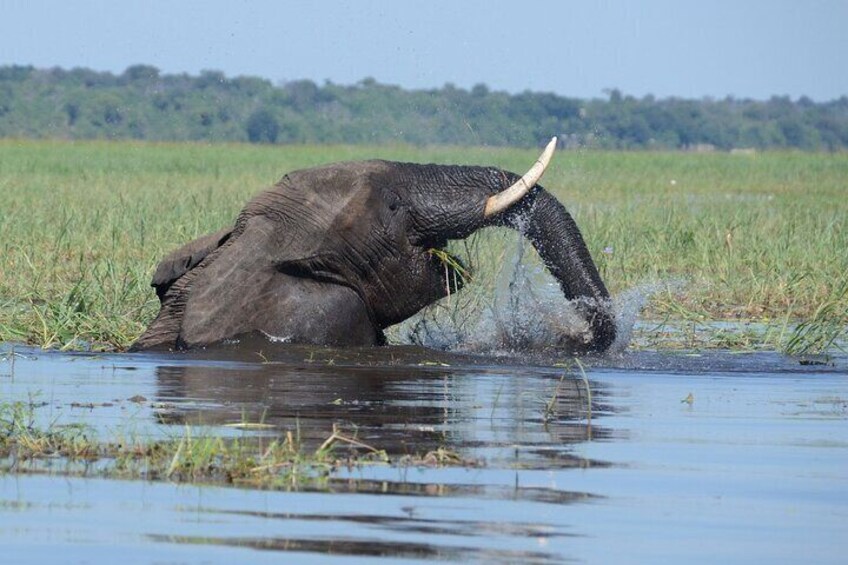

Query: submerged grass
left=0, top=140, right=845, bottom=352
left=0, top=399, right=468, bottom=488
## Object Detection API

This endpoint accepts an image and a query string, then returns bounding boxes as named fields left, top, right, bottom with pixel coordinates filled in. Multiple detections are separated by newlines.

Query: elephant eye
left=385, top=190, right=403, bottom=212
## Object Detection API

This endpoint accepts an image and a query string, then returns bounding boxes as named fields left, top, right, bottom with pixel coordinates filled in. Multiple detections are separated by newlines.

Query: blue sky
left=2, top=0, right=846, bottom=100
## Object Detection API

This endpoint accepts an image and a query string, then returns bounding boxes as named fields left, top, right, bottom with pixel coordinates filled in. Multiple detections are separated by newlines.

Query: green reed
left=0, top=140, right=845, bottom=351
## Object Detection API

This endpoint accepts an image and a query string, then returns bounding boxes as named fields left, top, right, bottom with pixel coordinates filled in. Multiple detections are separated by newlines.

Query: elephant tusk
left=484, top=136, right=557, bottom=218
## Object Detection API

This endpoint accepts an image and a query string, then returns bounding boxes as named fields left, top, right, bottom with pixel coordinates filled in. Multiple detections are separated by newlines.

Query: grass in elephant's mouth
left=427, top=247, right=473, bottom=290
left=0, top=140, right=845, bottom=354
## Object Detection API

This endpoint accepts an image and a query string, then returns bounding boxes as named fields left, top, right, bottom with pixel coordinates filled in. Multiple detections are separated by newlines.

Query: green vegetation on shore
left=0, top=140, right=845, bottom=352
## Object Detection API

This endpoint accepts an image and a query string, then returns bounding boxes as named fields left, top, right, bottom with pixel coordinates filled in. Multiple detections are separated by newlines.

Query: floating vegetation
left=0, top=399, right=477, bottom=489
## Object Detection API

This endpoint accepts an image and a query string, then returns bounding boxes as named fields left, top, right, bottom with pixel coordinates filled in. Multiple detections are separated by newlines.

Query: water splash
left=391, top=234, right=677, bottom=356
left=606, top=279, right=687, bottom=354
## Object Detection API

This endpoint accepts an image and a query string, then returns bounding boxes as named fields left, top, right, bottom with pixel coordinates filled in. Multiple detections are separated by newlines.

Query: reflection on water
left=1, top=343, right=847, bottom=563
left=153, top=358, right=612, bottom=466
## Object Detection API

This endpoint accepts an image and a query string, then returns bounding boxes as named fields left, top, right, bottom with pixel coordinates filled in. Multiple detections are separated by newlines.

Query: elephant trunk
left=496, top=187, right=617, bottom=352
left=381, top=141, right=617, bottom=353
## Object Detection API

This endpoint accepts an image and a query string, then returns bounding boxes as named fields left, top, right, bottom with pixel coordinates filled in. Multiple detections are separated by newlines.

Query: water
left=1, top=343, right=846, bottom=563
left=391, top=230, right=690, bottom=356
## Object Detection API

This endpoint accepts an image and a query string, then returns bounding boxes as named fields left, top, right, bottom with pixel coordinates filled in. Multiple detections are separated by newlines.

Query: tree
left=246, top=108, right=279, bottom=143
left=122, top=65, right=160, bottom=83
left=1, top=64, right=847, bottom=150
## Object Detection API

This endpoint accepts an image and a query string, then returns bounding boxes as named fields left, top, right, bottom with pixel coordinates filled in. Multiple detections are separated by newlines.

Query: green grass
left=0, top=139, right=846, bottom=352
left=0, top=398, right=471, bottom=487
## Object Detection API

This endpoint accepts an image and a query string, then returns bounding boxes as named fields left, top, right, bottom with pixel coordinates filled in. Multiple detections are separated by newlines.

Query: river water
left=1, top=343, right=846, bottom=563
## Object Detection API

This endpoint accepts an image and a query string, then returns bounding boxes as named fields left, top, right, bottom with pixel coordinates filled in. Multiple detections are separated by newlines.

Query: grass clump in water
left=783, top=274, right=848, bottom=356
left=0, top=399, right=471, bottom=488
left=0, top=397, right=97, bottom=461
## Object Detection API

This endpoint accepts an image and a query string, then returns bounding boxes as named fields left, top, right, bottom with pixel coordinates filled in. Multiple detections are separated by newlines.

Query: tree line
left=1, top=64, right=846, bottom=150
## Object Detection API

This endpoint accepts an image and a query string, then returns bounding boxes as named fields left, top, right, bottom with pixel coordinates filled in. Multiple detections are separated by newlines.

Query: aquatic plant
left=783, top=274, right=848, bottom=356
left=0, top=400, right=474, bottom=489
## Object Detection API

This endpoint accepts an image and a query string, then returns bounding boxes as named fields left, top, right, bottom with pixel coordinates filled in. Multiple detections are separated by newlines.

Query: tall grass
left=1, top=140, right=846, bottom=351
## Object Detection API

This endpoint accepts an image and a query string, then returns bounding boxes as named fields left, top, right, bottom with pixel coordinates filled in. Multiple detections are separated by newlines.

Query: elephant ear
left=151, top=227, right=233, bottom=300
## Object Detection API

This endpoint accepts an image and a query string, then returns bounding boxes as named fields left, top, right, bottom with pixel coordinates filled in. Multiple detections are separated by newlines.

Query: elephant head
left=132, top=138, right=616, bottom=353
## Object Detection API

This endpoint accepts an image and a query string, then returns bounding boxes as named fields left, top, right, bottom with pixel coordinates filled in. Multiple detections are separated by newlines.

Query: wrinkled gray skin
left=132, top=160, right=616, bottom=352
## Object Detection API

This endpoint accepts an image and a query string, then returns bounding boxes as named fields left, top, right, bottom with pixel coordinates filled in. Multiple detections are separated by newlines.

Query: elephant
left=132, top=138, right=616, bottom=353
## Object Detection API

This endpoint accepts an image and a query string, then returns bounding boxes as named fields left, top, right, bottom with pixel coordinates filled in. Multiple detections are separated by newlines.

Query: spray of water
left=390, top=231, right=677, bottom=357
